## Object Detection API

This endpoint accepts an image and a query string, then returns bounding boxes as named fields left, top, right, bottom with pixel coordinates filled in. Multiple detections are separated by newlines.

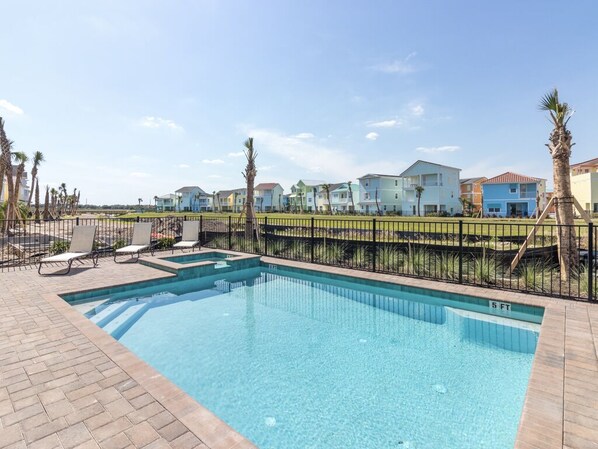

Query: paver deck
left=1, top=252, right=598, bottom=448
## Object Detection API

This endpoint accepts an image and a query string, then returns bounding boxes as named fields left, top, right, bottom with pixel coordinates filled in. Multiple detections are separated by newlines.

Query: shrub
left=468, top=250, right=500, bottom=284
left=437, top=252, right=460, bottom=280
left=267, top=240, right=287, bottom=256
left=49, top=240, right=69, bottom=255
left=376, top=245, right=403, bottom=272
left=112, top=239, right=126, bottom=250
left=351, top=246, right=371, bottom=269
left=403, top=245, right=432, bottom=276
left=156, top=237, right=176, bottom=249
left=518, top=260, right=554, bottom=292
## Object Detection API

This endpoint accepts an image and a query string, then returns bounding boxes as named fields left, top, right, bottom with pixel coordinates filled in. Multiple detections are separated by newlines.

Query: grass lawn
left=112, top=211, right=592, bottom=239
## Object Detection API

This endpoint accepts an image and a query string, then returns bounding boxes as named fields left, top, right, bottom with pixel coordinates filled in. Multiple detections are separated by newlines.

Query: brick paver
left=1, top=252, right=598, bottom=448
left=0, top=255, right=255, bottom=449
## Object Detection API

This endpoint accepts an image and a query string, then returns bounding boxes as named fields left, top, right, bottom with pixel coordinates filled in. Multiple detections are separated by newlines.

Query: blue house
left=482, top=172, right=547, bottom=217
left=175, top=186, right=208, bottom=212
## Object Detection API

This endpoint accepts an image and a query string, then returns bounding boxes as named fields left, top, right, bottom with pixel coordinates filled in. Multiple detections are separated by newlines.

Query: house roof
left=327, top=183, right=344, bottom=191
left=357, top=173, right=400, bottom=179
left=175, top=186, right=205, bottom=194
left=571, top=157, right=598, bottom=168
left=399, top=160, right=461, bottom=177
left=216, top=190, right=233, bottom=197
left=482, top=172, right=545, bottom=184
left=460, top=177, right=487, bottom=185
left=299, top=179, right=325, bottom=186
left=157, top=194, right=176, bottom=200
left=255, top=183, right=281, bottom=190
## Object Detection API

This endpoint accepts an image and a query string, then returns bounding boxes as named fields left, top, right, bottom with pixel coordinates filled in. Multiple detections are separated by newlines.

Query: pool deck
left=1, top=253, right=597, bottom=449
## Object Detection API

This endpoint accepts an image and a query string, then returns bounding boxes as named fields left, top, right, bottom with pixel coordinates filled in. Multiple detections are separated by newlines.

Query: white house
left=155, top=194, right=177, bottom=212
left=400, top=160, right=462, bottom=216
left=175, top=186, right=207, bottom=212
left=357, top=174, right=403, bottom=214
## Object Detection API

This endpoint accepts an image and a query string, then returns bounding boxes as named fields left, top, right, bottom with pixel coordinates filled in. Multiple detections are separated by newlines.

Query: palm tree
left=322, top=184, right=332, bottom=214
left=58, top=183, right=67, bottom=216
left=539, top=88, right=578, bottom=281
left=374, top=187, right=381, bottom=215
left=50, top=187, right=58, bottom=216
left=27, top=151, right=44, bottom=207
left=347, top=181, right=355, bottom=213
left=10, top=151, right=28, bottom=222
left=138, top=198, right=143, bottom=212
left=34, top=183, right=40, bottom=222
left=0, top=118, right=16, bottom=231
left=153, top=195, right=159, bottom=211
left=415, top=185, right=425, bottom=217
left=193, top=192, right=201, bottom=212
left=243, top=137, right=257, bottom=239
left=43, top=186, right=49, bottom=221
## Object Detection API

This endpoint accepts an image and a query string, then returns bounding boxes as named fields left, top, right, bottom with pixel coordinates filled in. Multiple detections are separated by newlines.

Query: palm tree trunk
left=34, top=183, right=40, bottom=223
left=553, top=155, right=578, bottom=281
left=43, top=186, right=49, bottom=221
left=27, top=168, right=37, bottom=207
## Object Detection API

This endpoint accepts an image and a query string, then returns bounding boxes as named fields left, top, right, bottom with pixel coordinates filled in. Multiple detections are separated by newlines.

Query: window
left=393, top=205, right=396, bottom=211
left=422, top=174, right=438, bottom=186
left=395, top=180, right=398, bottom=186
left=466, top=184, right=472, bottom=192
left=383, top=205, right=387, bottom=211
left=594, top=203, right=598, bottom=213
left=365, top=181, right=369, bottom=187
left=509, top=184, right=517, bottom=194
left=395, top=193, right=398, bottom=199
left=488, top=203, right=501, bottom=213
left=364, top=193, right=371, bottom=200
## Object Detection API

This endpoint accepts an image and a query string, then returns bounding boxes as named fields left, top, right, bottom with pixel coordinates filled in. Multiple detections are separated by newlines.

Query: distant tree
left=34, top=183, right=40, bottom=223
left=347, top=181, right=355, bottom=213
left=27, top=151, right=44, bottom=207
left=415, top=185, right=425, bottom=217
left=539, top=88, right=578, bottom=281
left=43, top=186, right=49, bottom=221
left=322, top=184, right=332, bottom=214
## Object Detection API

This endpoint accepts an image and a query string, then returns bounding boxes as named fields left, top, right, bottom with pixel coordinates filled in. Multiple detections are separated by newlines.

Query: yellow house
left=570, top=158, right=598, bottom=213
left=215, top=188, right=247, bottom=213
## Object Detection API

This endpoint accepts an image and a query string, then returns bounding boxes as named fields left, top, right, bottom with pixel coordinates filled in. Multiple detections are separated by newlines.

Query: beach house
left=482, top=172, right=547, bottom=217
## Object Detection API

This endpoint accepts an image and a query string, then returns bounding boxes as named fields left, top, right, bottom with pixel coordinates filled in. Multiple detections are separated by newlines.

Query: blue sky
left=1, top=0, right=597, bottom=204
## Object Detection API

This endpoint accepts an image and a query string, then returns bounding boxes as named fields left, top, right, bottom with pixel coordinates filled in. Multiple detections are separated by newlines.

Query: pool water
left=80, top=267, right=538, bottom=449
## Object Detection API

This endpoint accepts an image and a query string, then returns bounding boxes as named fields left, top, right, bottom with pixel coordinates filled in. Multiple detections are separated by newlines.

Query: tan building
left=460, top=177, right=487, bottom=212
left=570, top=158, right=598, bottom=213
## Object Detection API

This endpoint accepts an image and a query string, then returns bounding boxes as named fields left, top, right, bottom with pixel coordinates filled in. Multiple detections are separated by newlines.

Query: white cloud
left=178, top=164, right=190, bottom=169
left=244, top=127, right=407, bottom=183
left=365, top=132, right=379, bottom=141
left=294, top=132, right=315, bottom=139
left=0, top=99, right=24, bottom=115
left=367, top=119, right=402, bottom=128
left=139, top=116, right=183, bottom=131
left=228, top=151, right=245, bottom=157
left=371, top=52, right=417, bottom=74
left=129, top=172, right=151, bottom=178
left=410, top=104, right=425, bottom=117
left=416, top=145, right=461, bottom=154
left=202, top=159, right=224, bottom=164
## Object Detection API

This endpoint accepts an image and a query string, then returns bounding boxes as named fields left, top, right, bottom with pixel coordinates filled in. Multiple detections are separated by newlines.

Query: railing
left=1, top=216, right=595, bottom=302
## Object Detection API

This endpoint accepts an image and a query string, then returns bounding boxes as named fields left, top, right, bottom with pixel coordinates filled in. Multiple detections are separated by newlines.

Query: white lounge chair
left=38, top=225, right=98, bottom=275
left=114, top=222, right=153, bottom=262
left=172, top=221, right=201, bottom=253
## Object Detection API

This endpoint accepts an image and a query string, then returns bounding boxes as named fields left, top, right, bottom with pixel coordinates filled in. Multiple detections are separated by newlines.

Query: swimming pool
left=163, top=251, right=233, bottom=264
left=69, top=265, right=540, bottom=449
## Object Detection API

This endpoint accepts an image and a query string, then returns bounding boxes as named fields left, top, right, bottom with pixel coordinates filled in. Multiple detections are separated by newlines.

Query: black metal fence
left=1, top=216, right=596, bottom=301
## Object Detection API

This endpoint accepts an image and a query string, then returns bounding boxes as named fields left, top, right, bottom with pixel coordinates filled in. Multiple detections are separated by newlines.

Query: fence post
left=228, top=216, right=232, bottom=250
left=589, top=222, right=594, bottom=301
left=372, top=218, right=377, bottom=273
left=310, top=217, right=315, bottom=263
left=136, top=216, right=140, bottom=223
left=76, top=217, right=79, bottom=226
left=458, top=220, right=463, bottom=284
left=184, top=215, right=187, bottom=221
left=264, top=216, right=268, bottom=256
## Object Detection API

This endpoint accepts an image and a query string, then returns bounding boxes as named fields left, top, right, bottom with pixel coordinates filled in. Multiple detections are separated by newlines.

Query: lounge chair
left=172, top=221, right=201, bottom=253
left=38, top=225, right=98, bottom=275
left=114, top=222, right=153, bottom=262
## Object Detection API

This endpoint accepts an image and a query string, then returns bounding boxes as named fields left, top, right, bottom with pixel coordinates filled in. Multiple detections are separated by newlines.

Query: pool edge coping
left=47, top=255, right=568, bottom=449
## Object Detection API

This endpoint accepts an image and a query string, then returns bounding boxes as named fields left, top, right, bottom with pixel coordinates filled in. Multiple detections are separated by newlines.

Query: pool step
left=90, top=301, right=130, bottom=327
left=102, top=303, right=148, bottom=336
